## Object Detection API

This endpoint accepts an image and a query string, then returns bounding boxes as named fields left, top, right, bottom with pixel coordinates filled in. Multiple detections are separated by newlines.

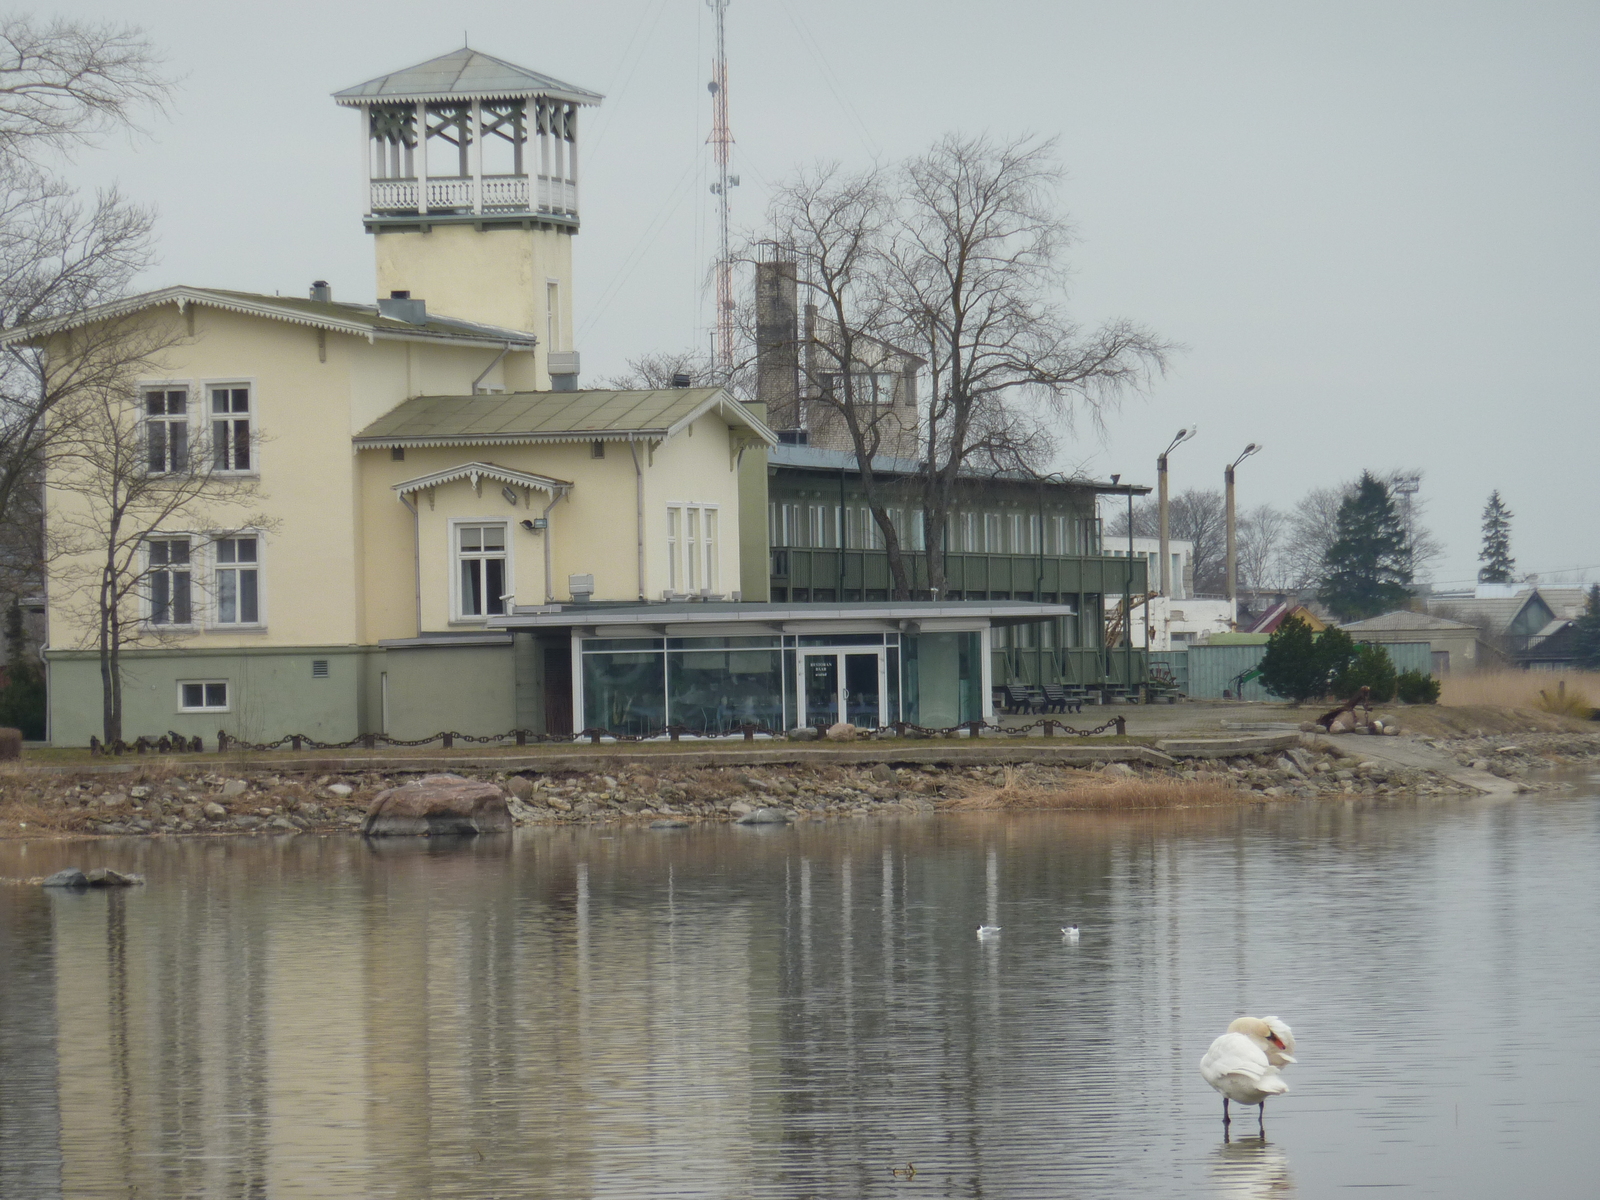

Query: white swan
left=976, top=925, right=1001, bottom=938
left=1200, top=1017, right=1297, bottom=1128
left=1061, top=924, right=1080, bottom=942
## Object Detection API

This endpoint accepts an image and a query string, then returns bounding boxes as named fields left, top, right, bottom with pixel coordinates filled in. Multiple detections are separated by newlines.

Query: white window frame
left=209, top=531, right=265, bottom=629
left=665, top=502, right=721, bottom=595
left=141, top=381, right=192, bottom=476
left=203, top=377, right=257, bottom=475
left=177, top=679, right=230, bottom=712
left=450, top=519, right=513, bottom=622
left=145, top=534, right=195, bottom=628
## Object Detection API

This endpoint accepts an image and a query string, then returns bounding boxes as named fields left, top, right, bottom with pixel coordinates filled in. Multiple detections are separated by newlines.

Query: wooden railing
left=368, top=175, right=577, bottom=216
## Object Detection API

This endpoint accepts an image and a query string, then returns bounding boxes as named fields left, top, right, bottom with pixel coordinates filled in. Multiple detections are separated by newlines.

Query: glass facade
left=577, top=631, right=951, bottom=736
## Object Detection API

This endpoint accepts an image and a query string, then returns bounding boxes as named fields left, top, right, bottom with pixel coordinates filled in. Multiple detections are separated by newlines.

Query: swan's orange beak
left=1267, top=1032, right=1284, bottom=1048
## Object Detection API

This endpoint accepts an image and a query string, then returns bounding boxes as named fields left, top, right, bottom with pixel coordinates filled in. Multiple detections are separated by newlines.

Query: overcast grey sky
left=53, top=0, right=1600, bottom=590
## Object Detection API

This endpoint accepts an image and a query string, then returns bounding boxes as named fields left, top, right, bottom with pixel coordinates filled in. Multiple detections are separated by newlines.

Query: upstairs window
left=145, top=389, right=188, bottom=474
left=211, top=386, right=251, bottom=471
left=458, top=523, right=508, bottom=618
left=667, top=504, right=719, bottom=593
left=213, top=536, right=260, bottom=625
left=148, top=538, right=192, bottom=625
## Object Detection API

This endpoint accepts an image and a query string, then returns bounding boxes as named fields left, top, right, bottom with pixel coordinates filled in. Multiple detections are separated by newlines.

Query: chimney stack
left=755, top=257, right=799, bottom=430
left=309, top=280, right=332, bottom=303
left=377, top=290, right=428, bottom=325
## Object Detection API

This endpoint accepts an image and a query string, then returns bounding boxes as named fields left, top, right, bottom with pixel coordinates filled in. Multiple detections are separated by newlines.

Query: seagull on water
left=1061, top=924, right=1080, bottom=942
left=1199, top=1016, right=1297, bottom=1131
left=977, top=924, right=1001, bottom=939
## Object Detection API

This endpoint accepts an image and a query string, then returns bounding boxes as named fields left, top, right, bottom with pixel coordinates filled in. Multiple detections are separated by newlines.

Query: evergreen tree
left=1574, top=584, right=1600, bottom=670
left=1259, top=616, right=1322, bottom=702
left=1259, top=618, right=1361, bottom=703
left=1317, top=472, right=1413, bottom=620
left=1477, top=490, right=1515, bottom=583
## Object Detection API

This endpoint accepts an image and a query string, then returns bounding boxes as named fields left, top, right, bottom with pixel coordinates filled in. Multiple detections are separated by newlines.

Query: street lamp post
left=1225, top=443, right=1262, bottom=623
left=1157, top=427, right=1196, bottom=597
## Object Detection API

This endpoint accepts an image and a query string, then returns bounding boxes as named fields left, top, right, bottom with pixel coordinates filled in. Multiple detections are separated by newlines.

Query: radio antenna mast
left=707, top=0, right=737, bottom=373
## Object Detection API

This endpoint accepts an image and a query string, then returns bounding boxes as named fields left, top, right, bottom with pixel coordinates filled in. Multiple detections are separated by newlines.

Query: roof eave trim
left=357, top=430, right=672, bottom=450
left=0, top=286, right=539, bottom=348
left=663, top=392, right=779, bottom=445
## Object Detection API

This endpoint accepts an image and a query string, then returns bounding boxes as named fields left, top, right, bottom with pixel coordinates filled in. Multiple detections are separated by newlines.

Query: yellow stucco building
left=14, top=47, right=1085, bottom=746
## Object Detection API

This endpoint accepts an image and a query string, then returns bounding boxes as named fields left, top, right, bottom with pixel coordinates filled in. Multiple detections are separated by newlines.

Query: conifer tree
left=1477, top=490, right=1515, bottom=584
left=1574, top=584, right=1600, bottom=670
left=1317, top=472, right=1413, bottom=620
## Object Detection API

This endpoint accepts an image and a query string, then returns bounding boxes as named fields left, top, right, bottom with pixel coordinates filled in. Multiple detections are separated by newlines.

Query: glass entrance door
left=801, top=651, right=884, bottom=729
left=843, top=653, right=881, bottom=728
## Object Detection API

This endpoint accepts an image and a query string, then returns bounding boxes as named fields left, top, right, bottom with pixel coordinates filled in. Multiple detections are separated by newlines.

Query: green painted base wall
left=45, top=642, right=522, bottom=747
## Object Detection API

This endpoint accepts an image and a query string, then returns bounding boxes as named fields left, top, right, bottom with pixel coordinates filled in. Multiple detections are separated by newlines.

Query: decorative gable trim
left=391, top=461, right=573, bottom=499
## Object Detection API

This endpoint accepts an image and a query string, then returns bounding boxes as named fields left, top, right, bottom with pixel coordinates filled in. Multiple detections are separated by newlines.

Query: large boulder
left=362, top=774, right=511, bottom=837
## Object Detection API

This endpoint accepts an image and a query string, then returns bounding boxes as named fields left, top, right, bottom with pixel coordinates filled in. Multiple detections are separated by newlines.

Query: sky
left=49, top=0, right=1600, bottom=591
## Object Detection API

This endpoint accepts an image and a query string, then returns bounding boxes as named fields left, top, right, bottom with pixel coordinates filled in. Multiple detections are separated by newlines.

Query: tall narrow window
left=458, top=524, right=508, bottom=617
left=145, top=389, right=188, bottom=474
left=546, top=282, right=560, bottom=349
left=667, top=507, right=681, bottom=590
left=214, top=536, right=259, bottom=624
left=210, top=386, right=251, bottom=471
left=703, top=508, right=717, bottom=591
left=148, top=538, right=192, bottom=625
left=685, top=508, right=700, bottom=591
left=984, top=513, right=1002, bottom=553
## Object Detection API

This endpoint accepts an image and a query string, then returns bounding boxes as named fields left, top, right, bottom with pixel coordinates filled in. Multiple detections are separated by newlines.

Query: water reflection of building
left=19, top=818, right=1171, bottom=1195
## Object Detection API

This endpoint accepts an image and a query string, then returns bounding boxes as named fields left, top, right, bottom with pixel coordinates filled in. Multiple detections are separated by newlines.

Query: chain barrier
left=89, top=716, right=1127, bottom=757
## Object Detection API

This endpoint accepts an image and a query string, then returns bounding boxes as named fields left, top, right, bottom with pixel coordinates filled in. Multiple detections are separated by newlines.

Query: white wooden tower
left=335, top=48, right=603, bottom=388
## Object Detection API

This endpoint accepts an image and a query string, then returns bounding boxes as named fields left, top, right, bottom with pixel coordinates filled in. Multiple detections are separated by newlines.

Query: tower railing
left=367, top=174, right=576, bottom=218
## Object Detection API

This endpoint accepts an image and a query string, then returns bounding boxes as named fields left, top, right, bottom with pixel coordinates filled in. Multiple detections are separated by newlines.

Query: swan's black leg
left=1258, top=1100, right=1266, bottom=1132
left=1223, top=1098, right=1231, bottom=1125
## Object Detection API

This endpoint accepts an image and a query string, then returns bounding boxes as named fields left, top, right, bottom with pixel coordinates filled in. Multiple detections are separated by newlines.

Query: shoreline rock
left=1, top=730, right=1595, bottom=842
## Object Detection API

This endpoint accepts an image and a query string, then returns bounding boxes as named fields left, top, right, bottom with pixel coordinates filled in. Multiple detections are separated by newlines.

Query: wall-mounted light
left=501, top=485, right=519, bottom=506
left=520, top=517, right=548, bottom=532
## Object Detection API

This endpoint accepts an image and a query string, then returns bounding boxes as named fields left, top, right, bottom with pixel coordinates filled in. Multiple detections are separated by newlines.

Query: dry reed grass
left=940, top=766, right=1252, bottom=812
left=1440, top=670, right=1597, bottom=718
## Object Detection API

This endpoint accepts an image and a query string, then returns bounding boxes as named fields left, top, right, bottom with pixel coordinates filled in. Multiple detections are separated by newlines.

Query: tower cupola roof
left=333, top=47, right=602, bottom=107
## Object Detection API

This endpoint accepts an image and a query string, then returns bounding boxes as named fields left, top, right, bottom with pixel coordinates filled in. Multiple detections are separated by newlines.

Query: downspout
left=627, top=435, right=645, bottom=600
left=541, top=485, right=570, bottom=603
left=471, top=342, right=513, bottom=394
left=399, top=492, right=422, bottom=634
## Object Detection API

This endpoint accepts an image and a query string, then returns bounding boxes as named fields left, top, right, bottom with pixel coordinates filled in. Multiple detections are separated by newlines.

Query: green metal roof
left=333, top=47, right=602, bottom=106
left=355, top=389, right=777, bottom=447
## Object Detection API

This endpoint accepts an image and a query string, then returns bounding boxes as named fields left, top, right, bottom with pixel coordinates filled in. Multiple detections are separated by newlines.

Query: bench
left=1040, top=685, right=1084, bottom=714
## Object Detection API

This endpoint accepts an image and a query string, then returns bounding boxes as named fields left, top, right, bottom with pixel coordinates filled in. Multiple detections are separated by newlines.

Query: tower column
left=359, top=104, right=371, bottom=215
left=415, top=100, right=429, bottom=214
left=470, top=98, right=483, bottom=216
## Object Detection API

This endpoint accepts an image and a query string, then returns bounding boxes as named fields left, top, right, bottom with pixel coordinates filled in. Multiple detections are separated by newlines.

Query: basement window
left=178, top=681, right=229, bottom=712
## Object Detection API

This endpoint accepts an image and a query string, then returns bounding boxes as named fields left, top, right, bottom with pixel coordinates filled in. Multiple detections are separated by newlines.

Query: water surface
left=3, top=783, right=1599, bottom=1199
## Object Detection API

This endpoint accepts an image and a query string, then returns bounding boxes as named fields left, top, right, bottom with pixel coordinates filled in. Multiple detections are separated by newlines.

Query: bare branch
left=0, top=14, right=171, bottom=163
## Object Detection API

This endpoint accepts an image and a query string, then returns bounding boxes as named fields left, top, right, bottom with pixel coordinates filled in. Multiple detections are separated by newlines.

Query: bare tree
left=757, top=163, right=925, bottom=594
left=594, top=347, right=753, bottom=398
left=1107, top=488, right=1228, bottom=594
left=0, top=15, right=170, bottom=624
left=46, top=313, right=267, bottom=742
left=1, top=15, right=169, bottom=163
left=1236, top=503, right=1291, bottom=592
left=885, top=133, right=1172, bottom=596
